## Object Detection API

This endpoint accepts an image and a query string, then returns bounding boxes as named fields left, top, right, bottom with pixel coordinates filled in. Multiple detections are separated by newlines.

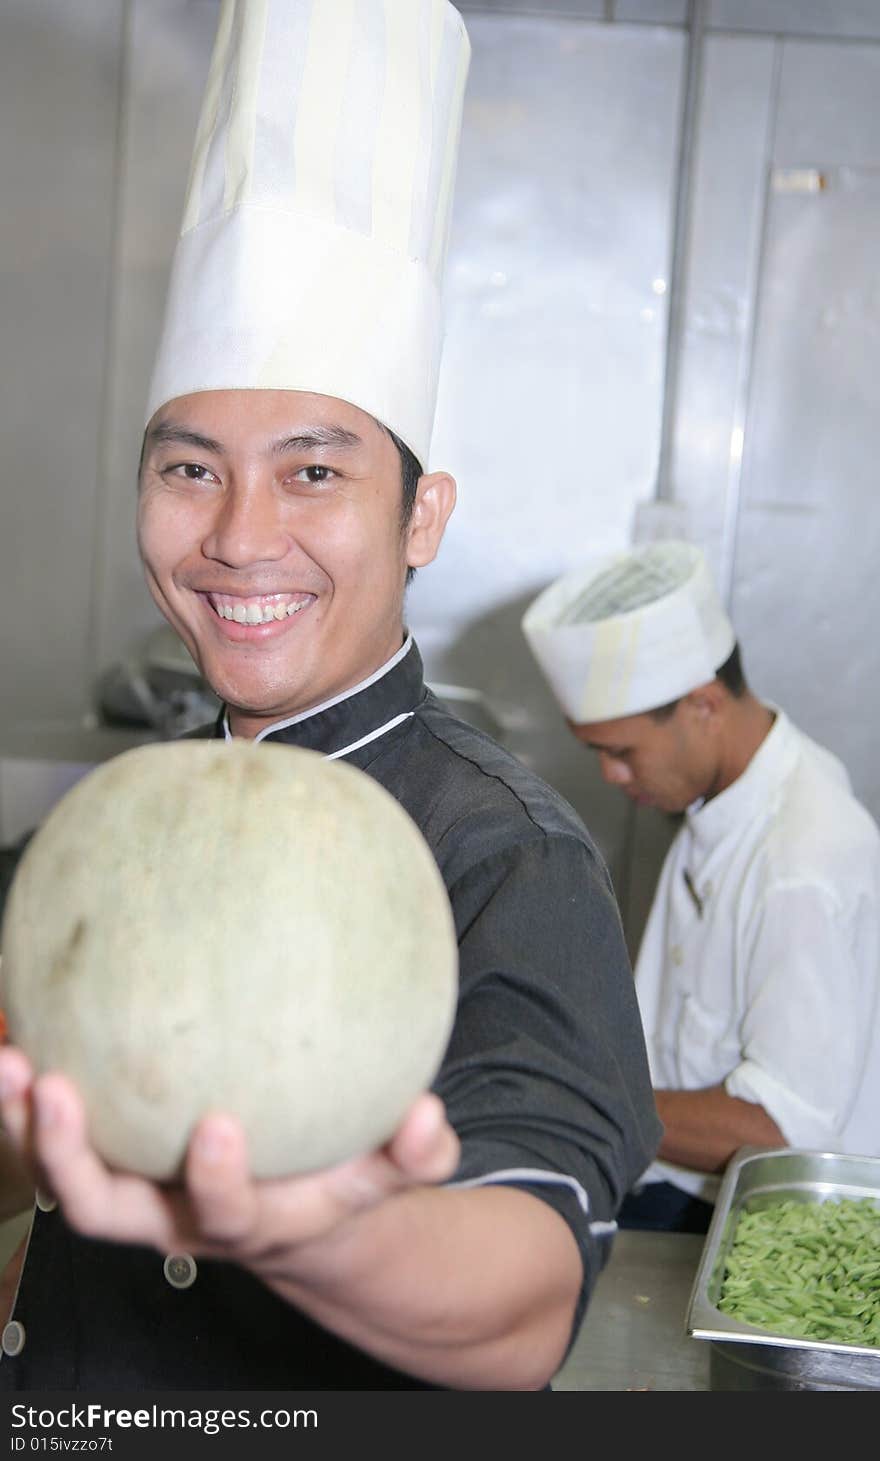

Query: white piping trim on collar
left=325, top=712, right=414, bottom=761
left=222, top=634, right=414, bottom=742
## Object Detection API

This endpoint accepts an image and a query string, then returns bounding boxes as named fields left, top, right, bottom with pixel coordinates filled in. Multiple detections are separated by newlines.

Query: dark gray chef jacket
left=0, top=636, right=660, bottom=1390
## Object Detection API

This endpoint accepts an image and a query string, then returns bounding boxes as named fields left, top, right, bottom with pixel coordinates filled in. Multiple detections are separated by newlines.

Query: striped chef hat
left=146, top=0, right=471, bottom=468
left=522, top=541, right=736, bottom=723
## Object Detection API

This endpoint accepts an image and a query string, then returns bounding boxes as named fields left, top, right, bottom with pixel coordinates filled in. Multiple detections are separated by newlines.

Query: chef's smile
left=201, top=590, right=316, bottom=633
left=136, top=388, right=455, bottom=739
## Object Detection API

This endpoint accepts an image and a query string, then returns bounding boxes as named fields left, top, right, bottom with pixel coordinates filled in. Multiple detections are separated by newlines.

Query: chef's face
left=569, top=700, right=716, bottom=815
left=137, top=389, right=455, bottom=738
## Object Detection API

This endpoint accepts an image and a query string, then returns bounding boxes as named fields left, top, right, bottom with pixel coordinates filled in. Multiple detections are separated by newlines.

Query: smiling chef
left=0, top=0, right=659, bottom=1391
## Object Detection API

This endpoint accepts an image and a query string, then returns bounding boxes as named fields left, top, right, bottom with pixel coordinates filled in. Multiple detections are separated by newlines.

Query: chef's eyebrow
left=270, top=425, right=363, bottom=454
left=144, top=423, right=224, bottom=454
left=144, top=422, right=364, bottom=456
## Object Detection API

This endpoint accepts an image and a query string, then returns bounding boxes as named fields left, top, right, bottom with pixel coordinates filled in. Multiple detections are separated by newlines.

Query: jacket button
left=670, top=944, right=684, bottom=966
left=163, top=1253, right=197, bottom=1289
left=2, top=1321, right=26, bottom=1357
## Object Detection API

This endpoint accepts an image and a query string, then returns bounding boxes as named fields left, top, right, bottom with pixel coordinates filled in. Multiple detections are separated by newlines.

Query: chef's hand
left=0, top=1044, right=459, bottom=1275
left=0, top=1043, right=581, bottom=1389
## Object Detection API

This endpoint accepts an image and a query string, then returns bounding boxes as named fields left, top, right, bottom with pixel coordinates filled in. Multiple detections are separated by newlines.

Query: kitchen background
left=2, top=0, right=879, bottom=959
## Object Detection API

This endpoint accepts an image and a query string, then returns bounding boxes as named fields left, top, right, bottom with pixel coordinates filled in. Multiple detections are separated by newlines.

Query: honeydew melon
left=0, top=740, right=458, bottom=1180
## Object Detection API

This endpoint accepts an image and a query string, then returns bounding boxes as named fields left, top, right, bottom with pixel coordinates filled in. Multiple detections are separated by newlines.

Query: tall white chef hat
left=146, top=0, right=471, bottom=469
left=522, top=540, right=736, bottom=723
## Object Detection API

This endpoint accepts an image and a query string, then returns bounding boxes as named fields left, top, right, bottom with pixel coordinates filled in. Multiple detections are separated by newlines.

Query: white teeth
left=214, top=597, right=310, bottom=622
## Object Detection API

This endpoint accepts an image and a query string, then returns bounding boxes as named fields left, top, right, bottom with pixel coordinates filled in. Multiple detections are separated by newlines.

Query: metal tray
left=686, top=1147, right=880, bottom=1390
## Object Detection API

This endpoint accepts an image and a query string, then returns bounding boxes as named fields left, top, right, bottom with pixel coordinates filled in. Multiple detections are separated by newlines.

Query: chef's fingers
left=184, top=1122, right=400, bottom=1253
left=29, top=1072, right=187, bottom=1251
left=183, top=1095, right=459, bottom=1259
left=300, top=1092, right=458, bottom=1222
left=384, top=1092, right=460, bottom=1185
left=183, top=1113, right=260, bottom=1244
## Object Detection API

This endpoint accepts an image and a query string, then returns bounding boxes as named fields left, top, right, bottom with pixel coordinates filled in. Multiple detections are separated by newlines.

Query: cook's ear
left=685, top=680, right=726, bottom=721
left=406, top=472, right=456, bottom=569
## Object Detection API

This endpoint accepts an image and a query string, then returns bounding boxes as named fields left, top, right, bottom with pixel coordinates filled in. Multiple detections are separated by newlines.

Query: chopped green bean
left=716, top=1197, right=880, bottom=1348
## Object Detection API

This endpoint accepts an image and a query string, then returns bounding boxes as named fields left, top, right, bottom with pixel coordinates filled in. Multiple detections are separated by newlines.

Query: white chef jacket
left=634, top=710, right=880, bottom=1201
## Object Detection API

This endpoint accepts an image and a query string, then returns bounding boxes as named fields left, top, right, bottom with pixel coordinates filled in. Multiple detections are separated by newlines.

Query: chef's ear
left=406, top=472, right=456, bottom=569
left=685, top=680, right=726, bottom=721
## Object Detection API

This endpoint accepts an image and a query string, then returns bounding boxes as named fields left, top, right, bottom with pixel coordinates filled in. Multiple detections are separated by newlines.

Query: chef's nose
left=202, top=482, right=290, bottom=567
left=598, top=752, right=632, bottom=788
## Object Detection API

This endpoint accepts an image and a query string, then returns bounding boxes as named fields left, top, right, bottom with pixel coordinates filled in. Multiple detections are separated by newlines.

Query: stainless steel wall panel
left=726, top=36, right=880, bottom=820
left=614, top=0, right=688, bottom=23
left=730, top=165, right=880, bottom=816
left=462, top=0, right=688, bottom=20
left=0, top=0, right=124, bottom=732
left=772, top=40, right=880, bottom=165
left=663, top=35, right=777, bottom=581
left=708, top=0, right=880, bottom=43
left=415, top=15, right=684, bottom=871
left=458, top=1, right=607, bottom=18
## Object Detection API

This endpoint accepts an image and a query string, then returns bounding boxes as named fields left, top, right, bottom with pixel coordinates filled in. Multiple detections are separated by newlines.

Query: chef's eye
left=166, top=462, right=218, bottom=483
left=293, top=464, right=335, bottom=484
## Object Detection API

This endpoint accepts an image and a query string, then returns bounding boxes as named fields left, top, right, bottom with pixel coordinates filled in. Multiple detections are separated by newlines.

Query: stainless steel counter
left=554, top=1231, right=709, bottom=1392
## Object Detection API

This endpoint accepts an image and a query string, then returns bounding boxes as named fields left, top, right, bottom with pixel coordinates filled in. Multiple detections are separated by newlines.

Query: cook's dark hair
left=649, top=643, right=747, bottom=721
left=383, top=426, right=423, bottom=587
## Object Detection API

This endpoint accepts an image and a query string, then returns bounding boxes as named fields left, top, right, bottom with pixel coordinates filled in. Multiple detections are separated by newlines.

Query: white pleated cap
left=522, top=540, right=736, bottom=723
left=146, top=0, right=471, bottom=468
